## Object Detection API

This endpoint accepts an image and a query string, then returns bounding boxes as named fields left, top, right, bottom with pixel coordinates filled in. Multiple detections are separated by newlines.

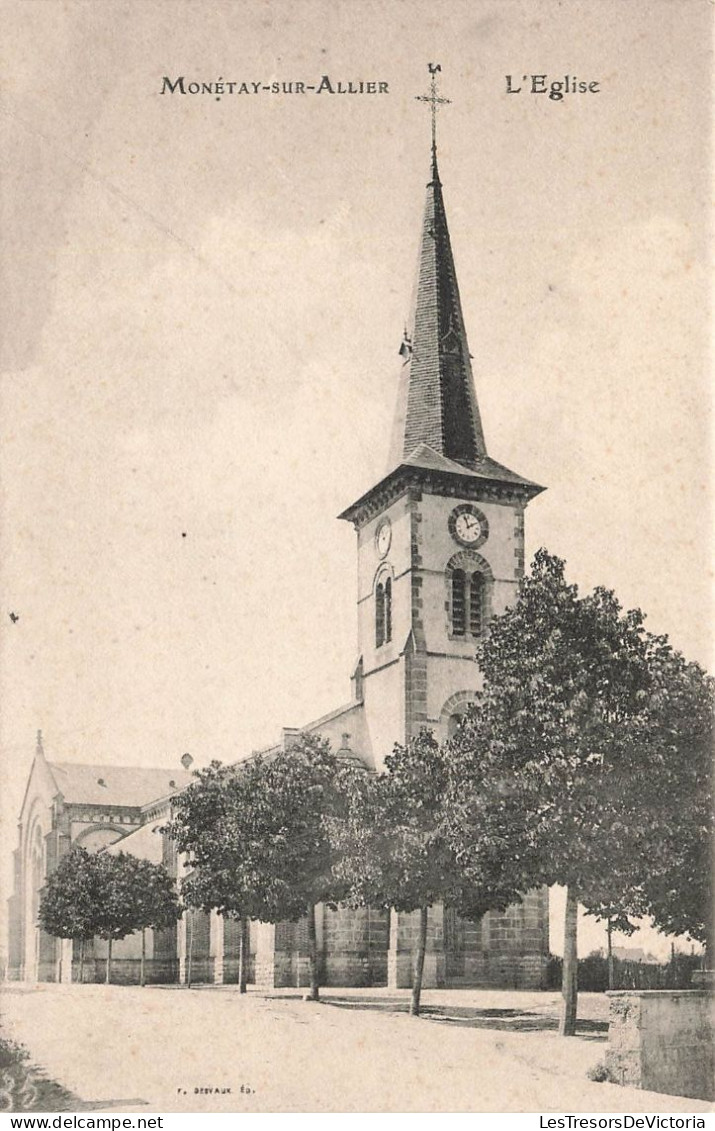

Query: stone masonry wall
left=323, top=905, right=389, bottom=987
left=606, top=990, right=714, bottom=1101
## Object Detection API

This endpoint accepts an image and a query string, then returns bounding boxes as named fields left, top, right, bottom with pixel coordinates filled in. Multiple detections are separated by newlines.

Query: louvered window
left=451, top=567, right=488, bottom=637
left=452, top=569, right=466, bottom=635
left=384, top=577, right=392, bottom=643
left=470, top=572, right=484, bottom=636
left=376, top=582, right=385, bottom=647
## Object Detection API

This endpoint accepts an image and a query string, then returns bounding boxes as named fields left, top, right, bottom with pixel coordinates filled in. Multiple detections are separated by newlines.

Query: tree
left=634, top=651, right=714, bottom=955
left=584, top=908, right=638, bottom=990
left=446, top=549, right=712, bottom=1035
left=94, top=852, right=180, bottom=984
left=120, top=856, right=182, bottom=986
left=39, top=847, right=180, bottom=984
left=180, top=866, right=251, bottom=992
left=166, top=734, right=345, bottom=1001
left=38, top=847, right=105, bottom=982
left=334, top=732, right=524, bottom=1016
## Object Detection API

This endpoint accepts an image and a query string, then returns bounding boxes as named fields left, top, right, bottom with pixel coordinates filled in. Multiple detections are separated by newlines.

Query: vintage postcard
left=1, top=0, right=711, bottom=1116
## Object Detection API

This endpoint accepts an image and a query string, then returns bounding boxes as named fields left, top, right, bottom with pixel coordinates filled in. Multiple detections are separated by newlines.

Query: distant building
left=8, top=132, right=549, bottom=989
left=612, top=947, right=660, bottom=964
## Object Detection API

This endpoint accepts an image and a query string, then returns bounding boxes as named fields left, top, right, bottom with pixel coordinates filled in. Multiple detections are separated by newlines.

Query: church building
left=7, top=115, right=550, bottom=990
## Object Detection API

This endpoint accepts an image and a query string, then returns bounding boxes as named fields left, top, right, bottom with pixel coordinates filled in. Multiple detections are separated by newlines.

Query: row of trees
left=39, top=848, right=181, bottom=984
left=165, top=551, right=712, bottom=1029
left=39, top=552, right=712, bottom=1033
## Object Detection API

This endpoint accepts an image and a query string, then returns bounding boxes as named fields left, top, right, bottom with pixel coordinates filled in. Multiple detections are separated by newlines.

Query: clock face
left=454, top=512, right=481, bottom=543
left=375, top=519, right=392, bottom=558
left=449, top=505, right=488, bottom=548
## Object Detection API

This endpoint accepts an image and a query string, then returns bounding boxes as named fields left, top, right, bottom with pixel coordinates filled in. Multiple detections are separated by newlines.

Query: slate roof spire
left=389, top=66, right=487, bottom=471
left=339, top=68, right=545, bottom=528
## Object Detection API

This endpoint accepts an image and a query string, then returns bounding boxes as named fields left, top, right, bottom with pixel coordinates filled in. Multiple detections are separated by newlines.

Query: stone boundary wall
left=606, top=990, right=713, bottom=1101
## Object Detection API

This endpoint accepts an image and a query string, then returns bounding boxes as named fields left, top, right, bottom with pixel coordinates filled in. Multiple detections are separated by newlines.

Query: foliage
left=334, top=731, right=523, bottom=1015
left=166, top=733, right=345, bottom=997
left=0, top=1036, right=29, bottom=1071
left=0, top=1029, right=80, bottom=1113
left=39, top=844, right=180, bottom=951
left=587, top=910, right=638, bottom=938
left=38, top=847, right=106, bottom=942
left=444, top=549, right=713, bottom=1031
left=337, top=732, right=523, bottom=917
left=335, top=733, right=450, bottom=913
left=168, top=734, right=344, bottom=920
left=633, top=653, right=713, bottom=948
left=586, top=1061, right=614, bottom=1084
left=107, top=853, right=182, bottom=938
left=547, top=951, right=703, bottom=992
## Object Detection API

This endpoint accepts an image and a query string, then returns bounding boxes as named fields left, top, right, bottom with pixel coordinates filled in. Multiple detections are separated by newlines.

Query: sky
left=1, top=0, right=711, bottom=960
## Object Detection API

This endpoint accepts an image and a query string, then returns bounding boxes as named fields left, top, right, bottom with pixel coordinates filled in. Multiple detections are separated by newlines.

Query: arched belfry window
left=384, top=577, right=392, bottom=644
left=376, top=582, right=385, bottom=648
left=470, top=572, right=484, bottom=636
left=375, top=570, right=393, bottom=648
left=452, top=570, right=466, bottom=636
left=446, top=552, right=493, bottom=639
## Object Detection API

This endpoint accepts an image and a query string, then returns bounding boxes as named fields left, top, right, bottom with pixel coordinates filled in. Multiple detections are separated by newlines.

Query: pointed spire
left=36, top=729, right=45, bottom=759
left=389, top=79, right=486, bottom=470
left=339, top=66, right=545, bottom=529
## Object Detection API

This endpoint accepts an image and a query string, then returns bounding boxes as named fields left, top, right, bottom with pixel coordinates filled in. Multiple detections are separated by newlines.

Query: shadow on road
left=76, top=1100, right=150, bottom=1111
left=320, top=996, right=608, bottom=1039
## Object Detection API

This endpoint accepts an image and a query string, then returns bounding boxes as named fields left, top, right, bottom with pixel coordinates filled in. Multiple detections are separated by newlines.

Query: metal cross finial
left=415, top=63, right=451, bottom=164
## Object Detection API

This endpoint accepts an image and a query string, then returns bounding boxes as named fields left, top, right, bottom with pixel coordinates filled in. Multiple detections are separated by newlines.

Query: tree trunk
left=187, top=913, right=193, bottom=988
left=106, top=937, right=113, bottom=985
left=559, top=886, right=578, bottom=1036
left=140, top=928, right=146, bottom=987
left=606, top=917, right=614, bottom=990
left=706, top=906, right=714, bottom=973
left=305, top=904, right=320, bottom=1001
left=410, top=906, right=429, bottom=1017
left=238, top=917, right=249, bottom=994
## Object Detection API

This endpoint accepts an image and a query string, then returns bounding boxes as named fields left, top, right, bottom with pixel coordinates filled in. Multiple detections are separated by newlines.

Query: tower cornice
left=339, top=445, right=544, bottom=530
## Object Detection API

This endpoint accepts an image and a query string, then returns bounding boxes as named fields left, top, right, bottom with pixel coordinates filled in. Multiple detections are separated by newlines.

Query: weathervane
left=415, top=63, right=451, bottom=164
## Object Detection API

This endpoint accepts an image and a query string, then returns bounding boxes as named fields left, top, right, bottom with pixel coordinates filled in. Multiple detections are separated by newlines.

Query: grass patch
left=586, top=1060, right=615, bottom=1084
left=0, top=1031, right=81, bottom=1112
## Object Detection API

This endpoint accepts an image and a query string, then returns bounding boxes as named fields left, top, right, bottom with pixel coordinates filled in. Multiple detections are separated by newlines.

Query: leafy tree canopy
left=38, top=846, right=106, bottom=941
left=166, top=733, right=345, bottom=924
left=447, top=548, right=713, bottom=940
left=39, top=846, right=181, bottom=944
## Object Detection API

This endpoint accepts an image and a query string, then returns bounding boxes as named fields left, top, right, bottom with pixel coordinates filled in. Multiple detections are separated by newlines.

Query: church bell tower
left=339, top=70, right=545, bottom=768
